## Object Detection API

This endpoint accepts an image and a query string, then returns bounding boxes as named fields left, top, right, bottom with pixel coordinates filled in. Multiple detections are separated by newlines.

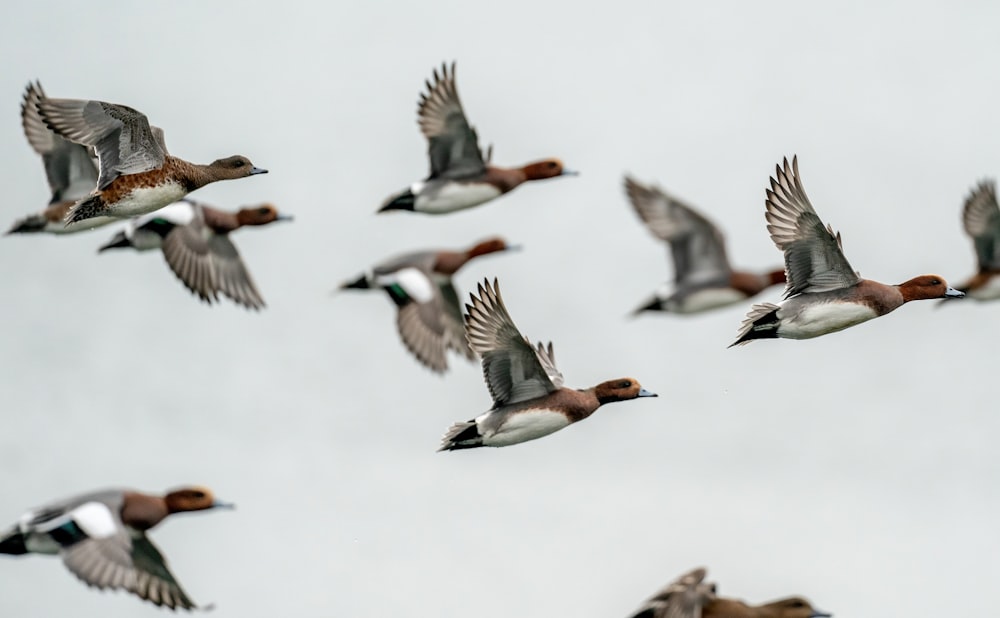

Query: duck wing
left=624, top=176, right=732, bottom=286
left=417, top=62, right=486, bottom=180
left=37, top=96, right=167, bottom=191
left=962, top=180, right=1000, bottom=272
left=765, top=156, right=860, bottom=298
left=464, top=278, right=559, bottom=407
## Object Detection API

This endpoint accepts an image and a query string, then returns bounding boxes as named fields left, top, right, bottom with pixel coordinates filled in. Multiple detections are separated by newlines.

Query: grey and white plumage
left=624, top=176, right=785, bottom=314
left=626, top=178, right=733, bottom=286
left=439, top=279, right=655, bottom=450
left=99, top=200, right=288, bottom=310
left=1, top=490, right=202, bottom=610
left=160, top=206, right=266, bottom=310
left=418, top=62, right=489, bottom=180
left=35, top=97, right=167, bottom=191
left=7, top=82, right=112, bottom=235
left=952, top=180, right=1000, bottom=299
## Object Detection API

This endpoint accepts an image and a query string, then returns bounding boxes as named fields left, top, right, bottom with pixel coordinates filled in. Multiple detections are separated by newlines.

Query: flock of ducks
left=3, top=61, right=999, bottom=615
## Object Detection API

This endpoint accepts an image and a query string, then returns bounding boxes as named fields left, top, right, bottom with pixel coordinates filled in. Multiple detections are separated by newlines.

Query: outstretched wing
left=962, top=180, right=1000, bottom=272
left=464, top=279, right=559, bottom=406
left=37, top=97, right=166, bottom=190
left=624, top=176, right=732, bottom=286
left=627, top=567, right=714, bottom=618
left=764, top=156, right=860, bottom=298
left=417, top=62, right=486, bottom=179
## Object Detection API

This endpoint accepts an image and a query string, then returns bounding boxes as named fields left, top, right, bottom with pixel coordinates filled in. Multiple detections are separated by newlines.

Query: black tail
left=98, top=230, right=131, bottom=252
left=729, top=303, right=781, bottom=347
left=437, top=420, right=483, bottom=451
left=66, top=195, right=107, bottom=225
left=6, top=214, right=47, bottom=235
left=378, top=188, right=415, bottom=213
left=0, top=530, right=28, bottom=555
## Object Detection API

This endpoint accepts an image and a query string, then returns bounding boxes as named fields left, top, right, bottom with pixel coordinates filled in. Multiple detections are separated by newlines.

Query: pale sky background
left=1, top=1, right=999, bottom=616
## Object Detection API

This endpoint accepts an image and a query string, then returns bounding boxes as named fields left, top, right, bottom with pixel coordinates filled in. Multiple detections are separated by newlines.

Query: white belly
left=482, top=409, right=571, bottom=447
left=414, top=181, right=502, bottom=214
left=674, top=287, right=746, bottom=313
left=110, top=182, right=188, bottom=217
left=778, top=302, right=879, bottom=339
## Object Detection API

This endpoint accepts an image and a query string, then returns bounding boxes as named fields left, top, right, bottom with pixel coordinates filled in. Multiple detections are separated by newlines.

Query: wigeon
left=624, top=176, right=786, bottom=314
left=7, top=82, right=115, bottom=234
left=340, top=238, right=517, bottom=372
left=628, top=567, right=831, bottom=618
left=731, top=156, right=963, bottom=346
left=98, top=199, right=291, bottom=310
left=0, top=486, right=232, bottom=611
left=378, top=63, right=576, bottom=215
left=950, top=180, right=1000, bottom=300
left=438, top=278, right=656, bottom=450
left=35, top=91, right=267, bottom=224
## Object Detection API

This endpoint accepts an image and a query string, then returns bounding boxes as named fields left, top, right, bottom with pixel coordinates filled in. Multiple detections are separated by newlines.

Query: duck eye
left=258, top=207, right=270, bottom=215
left=789, top=601, right=805, bottom=608
left=233, top=159, right=245, bottom=168
left=191, top=491, right=205, bottom=499
left=620, top=380, right=631, bottom=388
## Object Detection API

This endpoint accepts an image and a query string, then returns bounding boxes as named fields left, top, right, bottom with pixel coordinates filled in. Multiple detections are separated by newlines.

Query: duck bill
left=809, top=609, right=832, bottom=618
left=943, top=286, right=965, bottom=298
left=249, top=167, right=268, bottom=176
left=210, top=500, right=235, bottom=510
left=275, top=213, right=294, bottom=222
left=637, top=388, right=658, bottom=398
left=561, top=168, right=579, bottom=176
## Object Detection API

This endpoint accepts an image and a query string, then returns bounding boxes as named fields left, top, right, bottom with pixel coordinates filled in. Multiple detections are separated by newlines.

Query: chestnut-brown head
left=466, top=237, right=518, bottom=259
left=898, top=274, right=964, bottom=302
left=164, top=486, right=233, bottom=514
left=236, top=203, right=293, bottom=227
left=520, top=158, right=577, bottom=181
left=593, top=377, right=657, bottom=405
left=207, top=155, right=268, bottom=180
left=752, top=596, right=831, bottom=618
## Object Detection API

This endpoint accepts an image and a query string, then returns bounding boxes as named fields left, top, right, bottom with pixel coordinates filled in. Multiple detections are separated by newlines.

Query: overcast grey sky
left=2, top=1, right=999, bottom=616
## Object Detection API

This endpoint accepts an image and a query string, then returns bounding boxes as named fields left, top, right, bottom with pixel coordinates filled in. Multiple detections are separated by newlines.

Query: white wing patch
left=376, top=267, right=435, bottom=303
left=68, top=502, right=118, bottom=539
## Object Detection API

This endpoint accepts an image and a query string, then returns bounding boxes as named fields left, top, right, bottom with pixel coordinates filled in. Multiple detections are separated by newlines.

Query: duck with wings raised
left=439, top=278, right=657, bottom=450
left=379, top=62, right=576, bottom=215
left=731, top=156, right=963, bottom=345
left=35, top=88, right=267, bottom=224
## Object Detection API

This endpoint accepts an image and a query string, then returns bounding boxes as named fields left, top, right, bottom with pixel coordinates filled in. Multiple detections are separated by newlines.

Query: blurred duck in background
left=98, top=199, right=291, bottom=310
left=339, top=237, right=517, bottom=373
left=624, top=175, right=785, bottom=315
